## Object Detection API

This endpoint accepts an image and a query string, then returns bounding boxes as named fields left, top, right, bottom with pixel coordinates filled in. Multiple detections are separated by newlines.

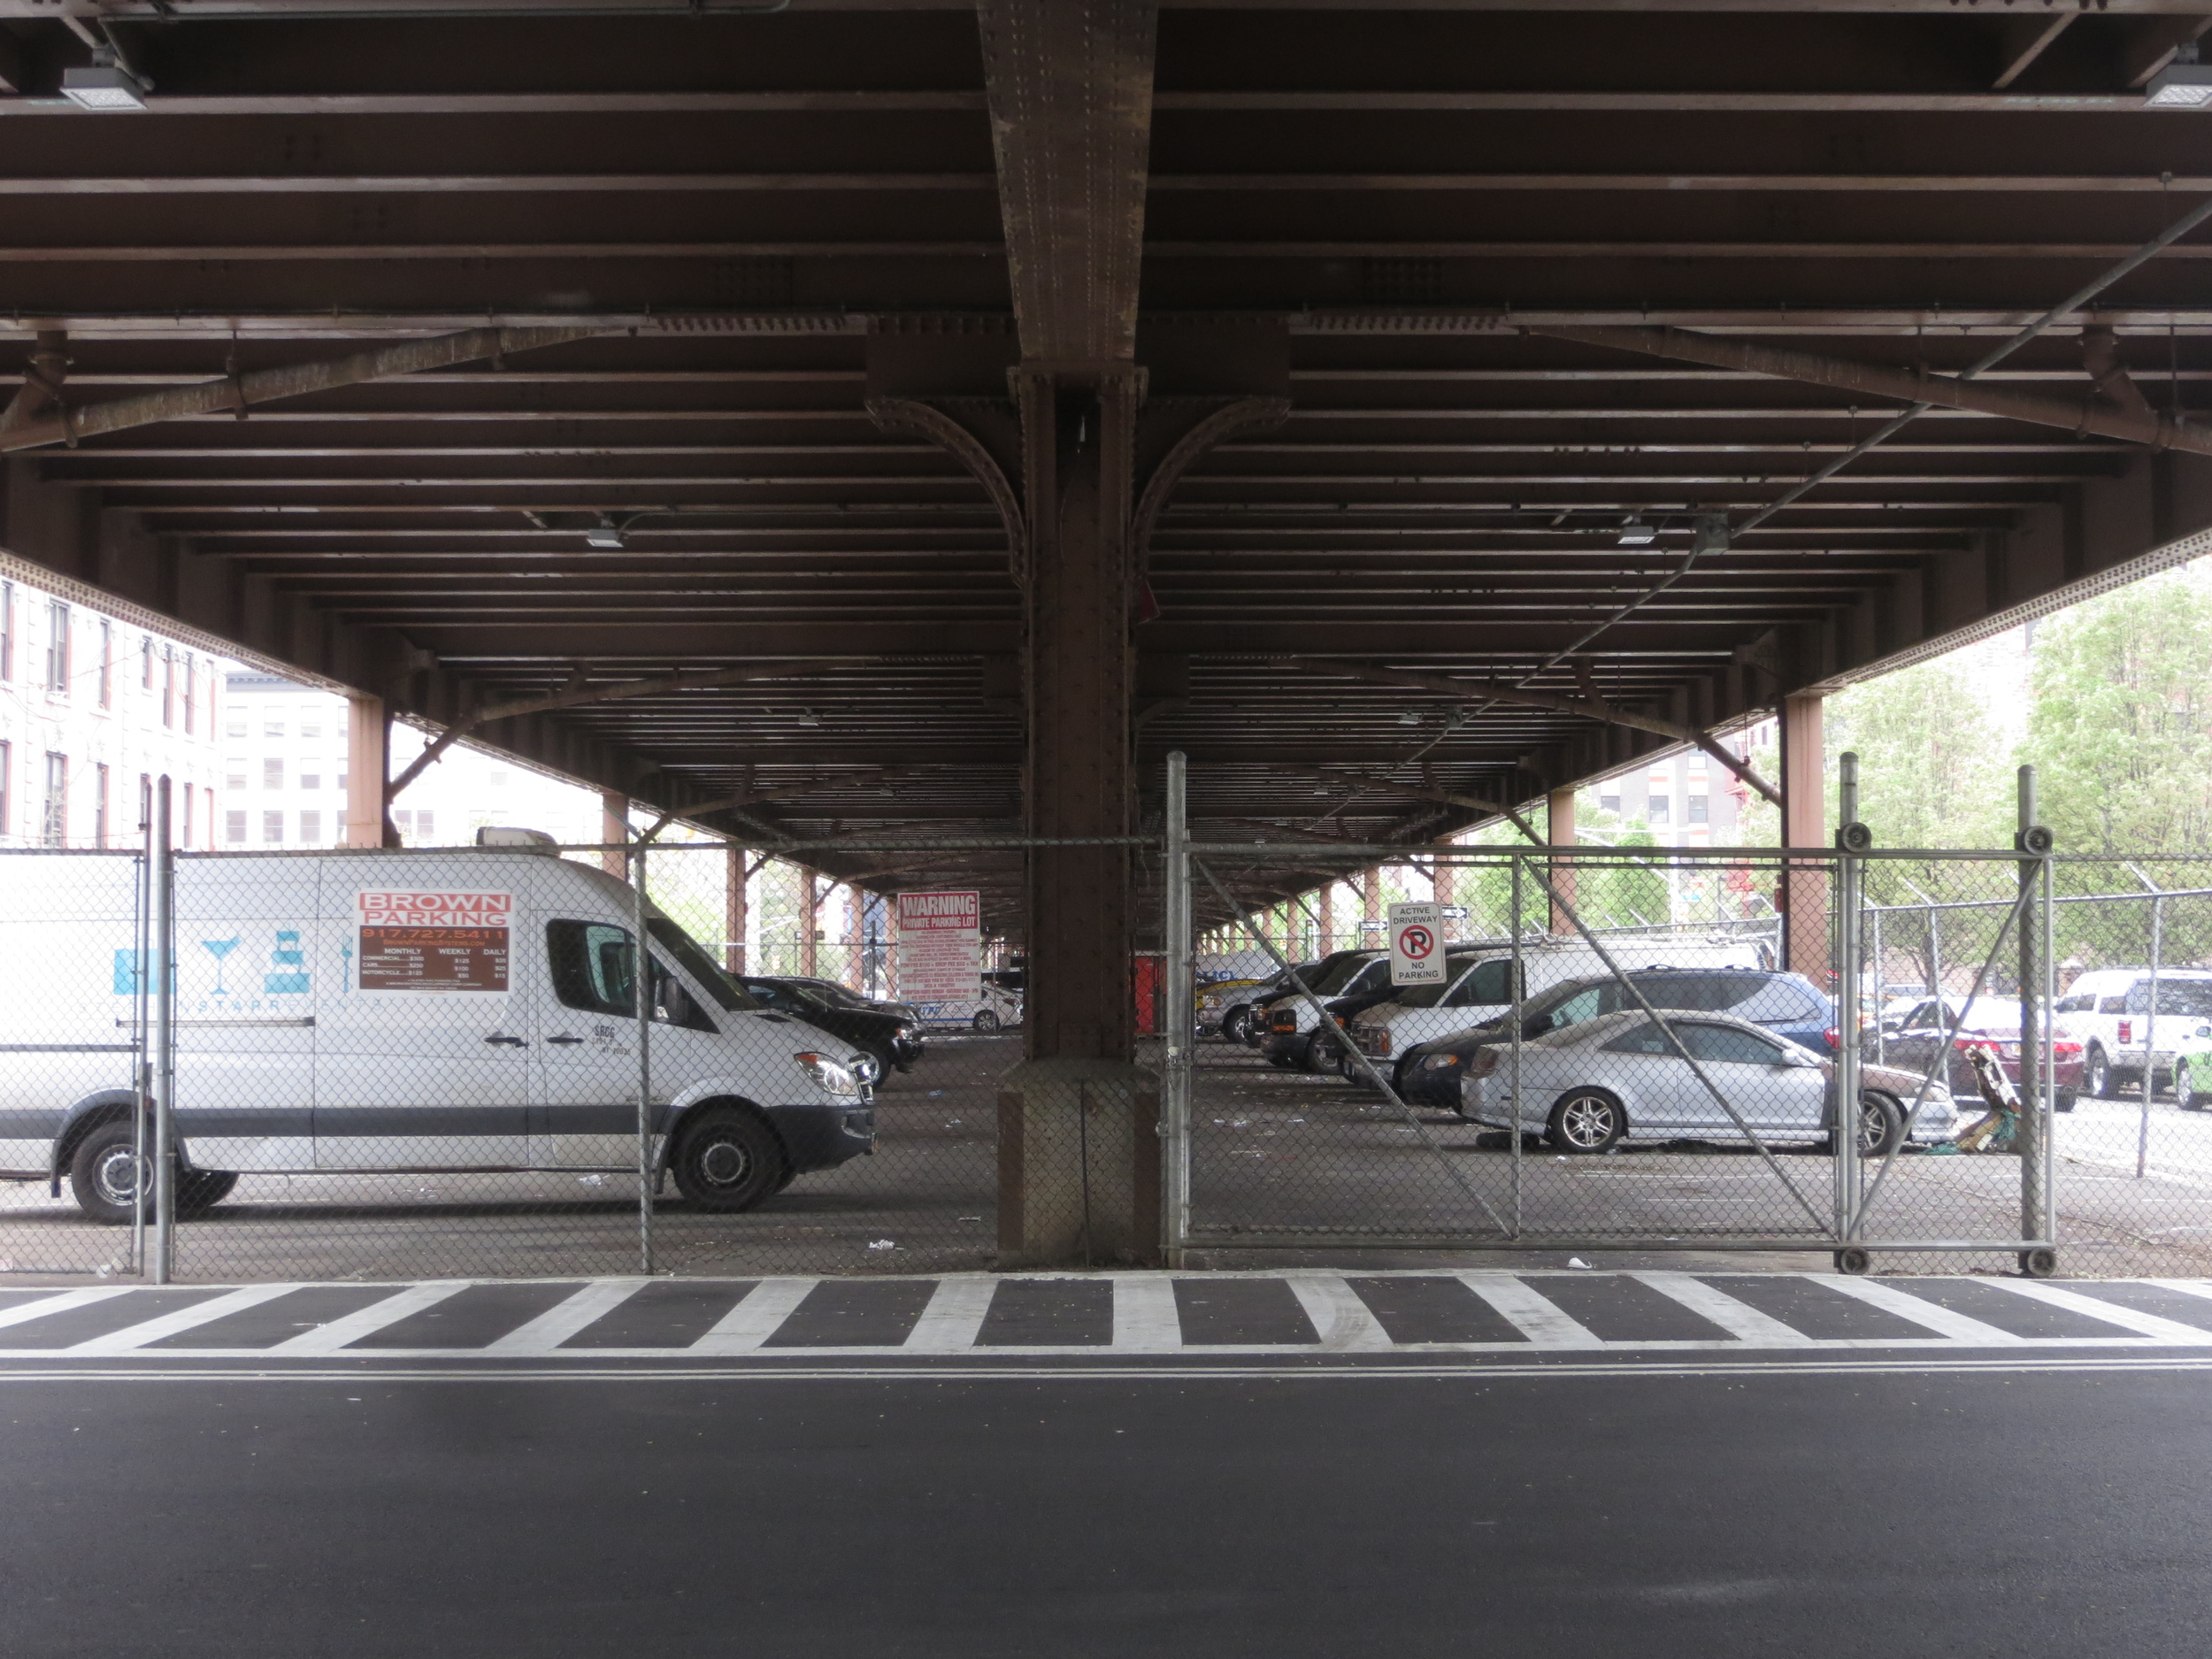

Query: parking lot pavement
left=3, top=1270, right=2211, bottom=1363
left=4, top=1299, right=2212, bottom=1658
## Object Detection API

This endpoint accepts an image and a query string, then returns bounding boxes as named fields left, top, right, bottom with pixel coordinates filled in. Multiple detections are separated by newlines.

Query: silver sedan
left=1459, top=1008, right=1957, bottom=1156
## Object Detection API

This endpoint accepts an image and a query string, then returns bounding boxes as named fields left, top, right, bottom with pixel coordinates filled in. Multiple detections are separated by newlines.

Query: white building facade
left=0, top=572, right=223, bottom=850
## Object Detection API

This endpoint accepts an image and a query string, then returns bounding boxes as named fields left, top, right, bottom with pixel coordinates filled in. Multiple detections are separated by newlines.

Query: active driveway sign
left=1388, top=901, right=1445, bottom=987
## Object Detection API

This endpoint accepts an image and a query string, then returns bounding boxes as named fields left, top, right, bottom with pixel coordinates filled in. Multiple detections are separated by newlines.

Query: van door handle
left=546, top=1034, right=586, bottom=1046
left=482, top=1034, right=527, bottom=1048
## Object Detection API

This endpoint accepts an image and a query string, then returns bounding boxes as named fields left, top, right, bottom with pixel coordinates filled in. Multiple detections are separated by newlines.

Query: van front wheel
left=670, top=1108, right=785, bottom=1212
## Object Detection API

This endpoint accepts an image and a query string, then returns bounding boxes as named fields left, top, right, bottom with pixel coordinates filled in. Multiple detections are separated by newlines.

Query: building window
left=182, top=653, right=196, bottom=733
left=262, top=810, right=283, bottom=845
left=299, top=810, right=322, bottom=843
left=204, top=787, right=215, bottom=849
left=489, top=769, right=510, bottom=788
left=414, top=810, right=434, bottom=842
left=97, top=619, right=112, bottom=709
left=42, top=753, right=66, bottom=847
left=299, top=762, right=320, bottom=791
left=141, top=635, right=153, bottom=690
left=160, top=647, right=174, bottom=728
left=180, top=779, right=193, bottom=848
left=1686, top=794, right=1709, bottom=824
left=1647, top=795, right=1671, bottom=826
left=263, top=757, right=284, bottom=790
left=138, top=773, right=150, bottom=836
left=264, top=709, right=285, bottom=738
left=45, top=601, right=69, bottom=696
left=299, top=709, right=321, bottom=740
left=0, top=741, right=11, bottom=836
left=225, top=703, right=248, bottom=740
left=1600, top=794, right=1620, bottom=815
left=225, top=757, right=247, bottom=790
left=392, top=809, right=411, bottom=841
left=225, top=810, right=247, bottom=844
left=94, top=763, right=110, bottom=847
left=0, top=580, right=12, bottom=680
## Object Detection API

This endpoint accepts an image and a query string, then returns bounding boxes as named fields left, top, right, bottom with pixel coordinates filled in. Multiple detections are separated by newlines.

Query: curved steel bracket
left=864, top=396, right=1029, bottom=587
left=1133, top=396, right=1290, bottom=574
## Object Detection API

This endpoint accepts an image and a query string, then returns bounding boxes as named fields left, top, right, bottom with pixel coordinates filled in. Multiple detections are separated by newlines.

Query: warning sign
left=895, top=889, right=981, bottom=1002
left=1388, top=900, right=1446, bottom=987
left=357, top=890, right=511, bottom=995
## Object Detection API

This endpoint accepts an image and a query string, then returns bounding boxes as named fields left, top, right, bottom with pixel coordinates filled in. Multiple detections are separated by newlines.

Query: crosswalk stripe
left=1455, top=1274, right=1603, bottom=1347
left=902, top=1277, right=998, bottom=1353
left=1111, top=1276, right=1183, bottom=1351
left=688, top=1278, right=818, bottom=1355
left=268, top=1281, right=472, bottom=1355
left=0, top=1286, right=133, bottom=1333
left=1283, top=1274, right=1394, bottom=1351
left=482, top=1279, right=652, bottom=1356
left=1810, top=1275, right=2026, bottom=1343
left=1984, top=1279, right=2212, bottom=1341
left=68, top=1284, right=301, bottom=1355
left=1632, top=1272, right=1817, bottom=1348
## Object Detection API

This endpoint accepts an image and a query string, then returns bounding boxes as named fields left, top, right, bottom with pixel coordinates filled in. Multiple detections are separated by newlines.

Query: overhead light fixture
left=584, top=515, right=626, bottom=550
left=1399, top=710, right=1421, bottom=726
left=62, top=50, right=149, bottom=112
left=796, top=708, right=821, bottom=727
left=2148, top=43, right=2212, bottom=106
left=1617, top=515, right=1657, bottom=547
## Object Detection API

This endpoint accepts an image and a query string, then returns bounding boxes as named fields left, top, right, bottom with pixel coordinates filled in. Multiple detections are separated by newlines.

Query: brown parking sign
left=356, top=890, right=511, bottom=995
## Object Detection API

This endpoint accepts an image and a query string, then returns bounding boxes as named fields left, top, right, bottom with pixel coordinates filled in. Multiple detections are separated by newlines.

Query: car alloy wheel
left=1548, top=1089, right=1624, bottom=1154
left=972, top=1009, right=1001, bottom=1033
left=1854, top=1092, right=1904, bottom=1158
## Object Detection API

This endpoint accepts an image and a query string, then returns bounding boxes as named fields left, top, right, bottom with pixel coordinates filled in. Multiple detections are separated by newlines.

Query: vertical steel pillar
left=800, top=871, right=820, bottom=978
left=1162, top=751, right=1192, bottom=1266
left=1834, top=752, right=1863, bottom=1246
left=2138, top=880, right=2163, bottom=1179
left=130, top=775, right=152, bottom=1277
left=724, top=843, right=749, bottom=975
left=342, top=693, right=388, bottom=848
left=1547, top=787, right=1577, bottom=935
left=599, top=791, right=628, bottom=879
left=150, top=776, right=174, bottom=1286
left=633, top=835, right=654, bottom=1276
left=2016, top=765, right=2049, bottom=1268
left=1778, top=691, right=1829, bottom=979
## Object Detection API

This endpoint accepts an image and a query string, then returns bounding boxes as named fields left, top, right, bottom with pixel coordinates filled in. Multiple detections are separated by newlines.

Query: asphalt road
left=2, top=1351, right=2208, bottom=1658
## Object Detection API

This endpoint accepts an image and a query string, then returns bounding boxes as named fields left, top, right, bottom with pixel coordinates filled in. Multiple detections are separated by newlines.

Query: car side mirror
left=2199, top=1025, right=2212, bottom=1040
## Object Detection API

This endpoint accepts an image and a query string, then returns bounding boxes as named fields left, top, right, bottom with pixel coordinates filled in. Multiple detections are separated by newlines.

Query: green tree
left=1828, top=654, right=2010, bottom=851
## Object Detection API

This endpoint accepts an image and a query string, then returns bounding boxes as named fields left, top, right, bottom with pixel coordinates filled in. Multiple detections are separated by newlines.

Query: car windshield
left=645, top=918, right=753, bottom=1011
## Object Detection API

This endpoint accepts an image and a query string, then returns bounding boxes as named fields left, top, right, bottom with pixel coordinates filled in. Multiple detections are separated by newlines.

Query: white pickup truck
left=2056, top=968, right=2212, bottom=1098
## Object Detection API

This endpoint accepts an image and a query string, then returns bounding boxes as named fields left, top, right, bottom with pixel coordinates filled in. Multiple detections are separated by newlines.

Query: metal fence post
left=2016, top=765, right=2050, bottom=1272
left=130, top=777, right=153, bottom=1278
left=2132, top=866, right=2163, bottom=1180
left=1834, top=753, right=1864, bottom=1248
left=151, top=776, right=175, bottom=1286
left=1162, top=751, right=1193, bottom=1266
left=1509, top=848, right=1524, bottom=1235
left=634, top=833, right=655, bottom=1277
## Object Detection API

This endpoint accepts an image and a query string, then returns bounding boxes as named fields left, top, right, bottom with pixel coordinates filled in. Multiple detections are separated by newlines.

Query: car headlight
left=795, top=1051, right=861, bottom=1099
left=895, top=1024, right=916, bottom=1040
left=1421, top=1053, right=1461, bottom=1071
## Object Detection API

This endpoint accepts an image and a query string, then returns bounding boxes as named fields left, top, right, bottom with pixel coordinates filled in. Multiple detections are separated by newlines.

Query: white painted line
left=482, top=1279, right=651, bottom=1356
left=1810, top=1275, right=2026, bottom=1344
left=1455, top=1274, right=1603, bottom=1348
left=68, top=1284, right=301, bottom=1355
left=687, top=1279, right=818, bottom=1355
left=1283, top=1274, right=1393, bottom=1352
left=1632, top=1273, right=1816, bottom=1348
left=0, top=1286, right=134, bottom=1333
left=1111, top=1276, right=1184, bottom=1352
left=1985, top=1279, right=2212, bottom=1342
left=268, top=1281, right=474, bottom=1355
left=2146, top=1278, right=2212, bottom=1305
left=902, top=1278, right=998, bottom=1353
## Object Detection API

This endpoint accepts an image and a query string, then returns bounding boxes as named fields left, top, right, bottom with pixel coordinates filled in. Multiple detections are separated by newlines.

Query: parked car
left=0, top=849, right=878, bottom=1223
left=908, top=977, right=1023, bottom=1033
left=2171, top=1021, right=2212, bottom=1110
left=1260, top=951, right=1394, bottom=1070
left=1349, top=935, right=1768, bottom=1067
left=1239, top=950, right=1375, bottom=1048
left=1884, top=995, right=2082, bottom=1112
left=1198, top=977, right=1266, bottom=1036
left=734, top=976, right=924, bottom=1082
left=1210, top=964, right=1319, bottom=1043
left=2054, top=969, right=2212, bottom=1099
left=1457, top=1008, right=1957, bottom=1156
left=1394, top=967, right=1837, bottom=1111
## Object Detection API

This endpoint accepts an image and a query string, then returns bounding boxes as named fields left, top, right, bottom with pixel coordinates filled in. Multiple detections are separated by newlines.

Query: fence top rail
left=1187, top=841, right=2057, bottom=863
left=158, top=834, right=1149, bottom=861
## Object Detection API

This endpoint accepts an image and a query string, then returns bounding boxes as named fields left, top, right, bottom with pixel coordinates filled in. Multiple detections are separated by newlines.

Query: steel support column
left=342, top=695, right=389, bottom=849
left=1548, top=787, right=1578, bottom=936
left=1779, top=693, right=1829, bottom=979
left=599, top=790, right=629, bottom=879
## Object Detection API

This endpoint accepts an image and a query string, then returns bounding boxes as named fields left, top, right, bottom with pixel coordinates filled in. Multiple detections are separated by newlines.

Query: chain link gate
left=1157, top=752, right=2212, bottom=1279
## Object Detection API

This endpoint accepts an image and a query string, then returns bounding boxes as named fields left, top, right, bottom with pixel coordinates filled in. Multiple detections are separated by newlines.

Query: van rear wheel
left=68, top=1120, right=150, bottom=1226
left=670, top=1108, right=785, bottom=1213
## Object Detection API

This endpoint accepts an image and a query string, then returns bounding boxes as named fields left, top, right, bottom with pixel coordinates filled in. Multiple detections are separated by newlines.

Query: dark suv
left=1394, top=967, right=1835, bottom=1112
left=1262, top=945, right=1494, bottom=1072
left=735, top=976, right=924, bottom=1084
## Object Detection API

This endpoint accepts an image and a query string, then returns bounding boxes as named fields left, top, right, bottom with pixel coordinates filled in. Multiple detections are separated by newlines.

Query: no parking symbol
left=1388, top=901, right=1446, bottom=987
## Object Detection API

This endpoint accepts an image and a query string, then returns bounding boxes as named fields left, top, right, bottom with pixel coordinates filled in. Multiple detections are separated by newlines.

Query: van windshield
left=646, top=918, right=754, bottom=1011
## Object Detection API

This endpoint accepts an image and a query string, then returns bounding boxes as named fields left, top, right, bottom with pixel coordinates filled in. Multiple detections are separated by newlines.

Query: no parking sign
left=1387, top=901, right=1445, bottom=987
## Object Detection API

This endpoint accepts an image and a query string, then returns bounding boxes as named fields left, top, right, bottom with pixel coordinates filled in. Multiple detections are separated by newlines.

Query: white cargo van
left=0, top=847, right=878, bottom=1223
left=1348, top=935, right=1768, bottom=1069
